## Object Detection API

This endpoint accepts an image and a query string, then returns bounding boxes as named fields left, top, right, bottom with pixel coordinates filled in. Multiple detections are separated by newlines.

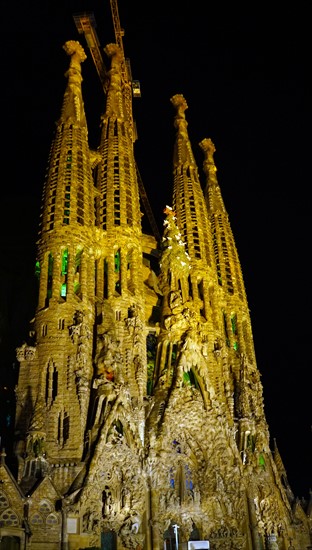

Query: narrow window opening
left=223, top=312, right=230, bottom=347
left=146, top=332, right=157, bottom=395
left=188, top=275, right=193, bottom=299
left=114, top=249, right=121, bottom=295
left=46, top=253, right=54, bottom=306
left=74, top=249, right=82, bottom=296
left=60, top=249, right=69, bottom=299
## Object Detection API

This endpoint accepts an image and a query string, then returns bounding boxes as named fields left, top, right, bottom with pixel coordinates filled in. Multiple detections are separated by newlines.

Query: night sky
left=1, top=1, right=310, bottom=498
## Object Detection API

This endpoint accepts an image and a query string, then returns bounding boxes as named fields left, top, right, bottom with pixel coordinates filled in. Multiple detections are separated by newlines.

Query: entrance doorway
left=0, top=537, right=20, bottom=550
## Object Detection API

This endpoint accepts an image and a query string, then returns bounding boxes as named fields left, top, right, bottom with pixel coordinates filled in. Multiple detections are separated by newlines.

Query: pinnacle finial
left=171, top=94, right=189, bottom=134
left=171, top=94, right=188, bottom=117
left=200, top=138, right=217, bottom=178
left=104, top=43, right=123, bottom=62
left=199, top=138, right=216, bottom=160
left=63, top=40, right=87, bottom=66
left=63, top=40, right=86, bottom=93
left=102, top=43, right=125, bottom=123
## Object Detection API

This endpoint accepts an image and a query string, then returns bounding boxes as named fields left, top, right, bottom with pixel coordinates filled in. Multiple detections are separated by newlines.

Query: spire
left=200, top=135, right=258, bottom=359
left=15, top=40, right=98, bottom=467
left=170, top=94, right=213, bottom=268
left=89, top=41, right=147, bottom=450
left=59, top=40, right=87, bottom=125
left=103, top=44, right=127, bottom=123
left=200, top=136, right=246, bottom=302
left=200, top=138, right=267, bottom=456
left=200, top=138, right=227, bottom=215
left=39, top=40, right=97, bottom=236
left=96, top=43, right=142, bottom=235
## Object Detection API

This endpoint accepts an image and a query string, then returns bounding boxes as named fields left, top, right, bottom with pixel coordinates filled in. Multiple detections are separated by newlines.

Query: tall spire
left=200, top=137, right=255, bottom=363
left=39, top=40, right=98, bottom=236
left=169, top=94, right=221, bottom=337
left=95, top=43, right=142, bottom=235
left=88, top=42, right=147, bottom=457
left=170, top=94, right=212, bottom=268
left=200, top=138, right=226, bottom=215
left=92, top=41, right=145, bottom=330
left=15, top=41, right=98, bottom=471
left=200, top=138, right=268, bottom=467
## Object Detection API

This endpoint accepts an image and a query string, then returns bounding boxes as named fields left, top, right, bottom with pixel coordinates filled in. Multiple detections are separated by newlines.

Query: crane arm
left=73, top=12, right=109, bottom=93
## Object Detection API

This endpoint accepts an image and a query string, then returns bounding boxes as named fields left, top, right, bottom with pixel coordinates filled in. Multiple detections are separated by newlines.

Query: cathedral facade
left=0, top=12, right=311, bottom=550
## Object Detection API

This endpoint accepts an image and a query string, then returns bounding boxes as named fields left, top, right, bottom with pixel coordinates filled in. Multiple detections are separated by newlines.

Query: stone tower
left=0, top=15, right=311, bottom=550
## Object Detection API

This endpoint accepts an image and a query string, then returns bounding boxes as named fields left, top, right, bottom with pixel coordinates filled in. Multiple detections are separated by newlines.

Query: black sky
left=1, top=1, right=311, bottom=498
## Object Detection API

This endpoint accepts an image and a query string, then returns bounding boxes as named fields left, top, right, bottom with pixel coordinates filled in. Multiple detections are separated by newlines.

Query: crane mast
left=73, top=3, right=161, bottom=243
left=110, top=0, right=135, bottom=144
left=110, top=0, right=127, bottom=80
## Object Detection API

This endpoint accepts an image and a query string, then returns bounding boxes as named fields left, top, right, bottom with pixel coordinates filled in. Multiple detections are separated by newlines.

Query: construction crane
left=73, top=12, right=109, bottom=94
left=73, top=4, right=161, bottom=243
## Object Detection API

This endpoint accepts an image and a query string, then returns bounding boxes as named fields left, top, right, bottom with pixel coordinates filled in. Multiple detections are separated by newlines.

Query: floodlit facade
left=0, top=17, right=311, bottom=550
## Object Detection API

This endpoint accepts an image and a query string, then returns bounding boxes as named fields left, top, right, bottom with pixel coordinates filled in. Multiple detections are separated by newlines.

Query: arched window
left=0, top=491, right=9, bottom=509
left=46, top=513, right=59, bottom=525
left=0, top=508, right=19, bottom=526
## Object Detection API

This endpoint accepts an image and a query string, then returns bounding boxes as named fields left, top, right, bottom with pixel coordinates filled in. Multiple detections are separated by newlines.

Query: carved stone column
left=247, top=493, right=263, bottom=550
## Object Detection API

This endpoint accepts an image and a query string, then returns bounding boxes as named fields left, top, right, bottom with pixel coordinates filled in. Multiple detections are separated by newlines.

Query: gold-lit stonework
left=0, top=13, right=311, bottom=550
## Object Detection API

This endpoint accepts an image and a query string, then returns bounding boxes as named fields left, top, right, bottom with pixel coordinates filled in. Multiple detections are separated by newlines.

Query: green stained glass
left=61, top=249, right=68, bottom=275
left=60, top=249, right=68, bottom=298
left=114, top=250, right=121, bottom=272
left=35, top=260, right=41, bottom=280
left=259, top=453, right=266, bottom=468
left=183, top=371, right=191, bottom=385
